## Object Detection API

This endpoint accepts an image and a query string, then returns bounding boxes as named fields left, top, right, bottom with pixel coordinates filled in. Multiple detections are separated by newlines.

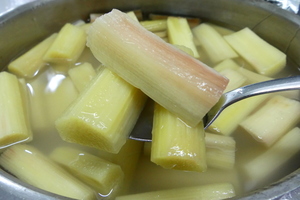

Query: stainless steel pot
left=0, top=0, right=299, bottom=199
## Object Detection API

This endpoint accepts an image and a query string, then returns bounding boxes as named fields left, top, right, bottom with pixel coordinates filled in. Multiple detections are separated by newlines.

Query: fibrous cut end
left=87, top=9, right=228, bottom=127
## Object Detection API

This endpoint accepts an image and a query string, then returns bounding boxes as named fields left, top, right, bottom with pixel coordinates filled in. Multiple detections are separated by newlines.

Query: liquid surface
left=3, top=19, right=300, bottom=199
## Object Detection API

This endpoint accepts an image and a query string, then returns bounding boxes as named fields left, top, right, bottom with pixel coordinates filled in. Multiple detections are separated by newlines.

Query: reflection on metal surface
left=0, top=0, right=36, bottom=16
left=265, top=0, right=300, bottom=13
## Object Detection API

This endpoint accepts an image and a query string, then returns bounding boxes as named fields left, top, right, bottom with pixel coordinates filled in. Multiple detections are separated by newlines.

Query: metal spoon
left=129, top=75, right=300, bottom=142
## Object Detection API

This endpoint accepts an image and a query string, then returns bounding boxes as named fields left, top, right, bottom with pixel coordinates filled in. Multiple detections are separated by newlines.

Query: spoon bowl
left=129, top=75, right=300, bottom=141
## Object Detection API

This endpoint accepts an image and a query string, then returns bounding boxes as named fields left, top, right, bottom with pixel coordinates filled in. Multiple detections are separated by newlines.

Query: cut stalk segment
left=205, top=132, right=236, bottom=170
left=115, top=183, right=235, bottom=200
left=224, top=27, right=286, bottom=76
left=43, top=23, right=86, bottom=65
left=243, top=127, right=300, bottom=190
left=151, top=103, right=207, bottom=172
left=55, top=68, right=147, bottom=153
left=207, top=94, right=269, bottom=136
left=50, top=146, right=124, bottom=195
left=192, top=23, right=238, bottom=64
left=167, top=16, right=200, bottom=58
left=96, top=139, right=144, bottom=197
left=236, top=67, right=273, bottom=83
left=0, top=144, right=96, bottom=200
left=8, top=34, right=57, bottom=78
left=149, top=14, right=201, bottom=28
left=87, top=9, right=228, bottom=127
left=68, top=62, right=97, bottom=92
left=240, top=95, right=300, bottom=146
left=140, top=19, right=167, bottom=32
left=218, top=69, right=247, bottom=93
left=213, top=59, right=240, bottom=72
left=0, top=72, right=32, bottom=148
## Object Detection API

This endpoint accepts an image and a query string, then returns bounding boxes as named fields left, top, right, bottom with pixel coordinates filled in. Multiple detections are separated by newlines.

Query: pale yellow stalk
left=43, top=23, right=86, bottom=65
left=8, top=34, right=57, bottom=78
left=68, top=62, right=97, bottom=92
left=193, top=23, right=238, bottom=64
left=87, top=9, right=228, bottom=127
left=240, top=95, right=300, bottom=146
left=50, top=146, right=124, bottom=195
left=0, top=144, right=96, bottom=200
left=207, top=94, right=270, bottom=136
left=151, top=104, right=207, bottom=172
left=0, top=72, right=32, bottom=148
left=243, top=127, right=300, bottom=190
left=115, top=183, right=235, bottom=200
left=167, top=16, right=200, bottom=58
left=224, top=27, right=286, bottom=76
left=55, top=68, right=147, bottom=153
left=213, top=59, right=240, bottom=72
left=205, top=132, right=236, bottom=170
left=140, top=19, right=167, bottom=32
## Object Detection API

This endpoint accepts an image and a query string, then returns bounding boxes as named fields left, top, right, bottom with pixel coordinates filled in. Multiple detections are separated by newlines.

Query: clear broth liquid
left=10, top=24, right=300, bottom=199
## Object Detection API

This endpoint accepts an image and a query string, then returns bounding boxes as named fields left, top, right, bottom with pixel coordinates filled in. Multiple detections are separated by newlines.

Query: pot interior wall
left=1, top=0, right=300, bottom=70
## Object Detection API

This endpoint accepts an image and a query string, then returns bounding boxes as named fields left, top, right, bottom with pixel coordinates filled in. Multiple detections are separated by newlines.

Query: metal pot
left=0, top=0, right=299, bottom=199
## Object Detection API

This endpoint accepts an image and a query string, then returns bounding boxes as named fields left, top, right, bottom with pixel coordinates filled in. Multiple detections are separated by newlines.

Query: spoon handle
left=223, top=75, right=300, bottom=106
left=205, top=75, right=300, bottom=129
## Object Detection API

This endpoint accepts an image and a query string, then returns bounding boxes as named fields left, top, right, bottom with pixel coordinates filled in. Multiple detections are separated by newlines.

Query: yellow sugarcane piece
left=96, top=139, right=144, bottom=197
left=0, top=72, right=32, bottom=148
left=207, top=94, right=270, bottom=136
left=0, top=144, right=96, bottom=200
left=45, top=75, right=79, bottom=125
left=55, top=68, right=147, bottom=153
left=90, top=13, right=102, bottom=22
left=140, top=19, right=167, bottom=32
left=243, top=127, right=300, bottom=190
left=18, top=78, right=31, bottom=132
left=240, top=95, right=300, bottom=147
left=115, top=183, right=235, bottom=200
left=151, top=104, right=207, bottom=172
left=143, top=133, right=236, bottom=170
left=109, top=139, right=144, bottom=195
left=68, top=62, right=97, bottom=92
left=8, top=34, right=57, bottom=78
left=80, top=23, right=92, bottom=33
left=213, top=59, right=240, bottom=72
left=205, top=132, right=236, bottom=170
left=167, top=16, right=200, bottom=58
left=236, top=67, right=273, bottom=83
left=219, top=68, right=247, bottom=93
left=193, top=23, right=238, bottom=64
left=43, top=23, right=86, bottom=64
left=87, top=9, right=228, bottom=127
left=149, top=14, right=201, bottom=28
left=153, top=30, right=168, bottom=38
left=50, top=146, right=124, bottom=195
left=207, top=23, right=235, bottom=36
left=224, top=27, right=286, bottom=76
left=126, top=11, right=139, bottom=22
left=173, top=45, right=194, bottom=57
